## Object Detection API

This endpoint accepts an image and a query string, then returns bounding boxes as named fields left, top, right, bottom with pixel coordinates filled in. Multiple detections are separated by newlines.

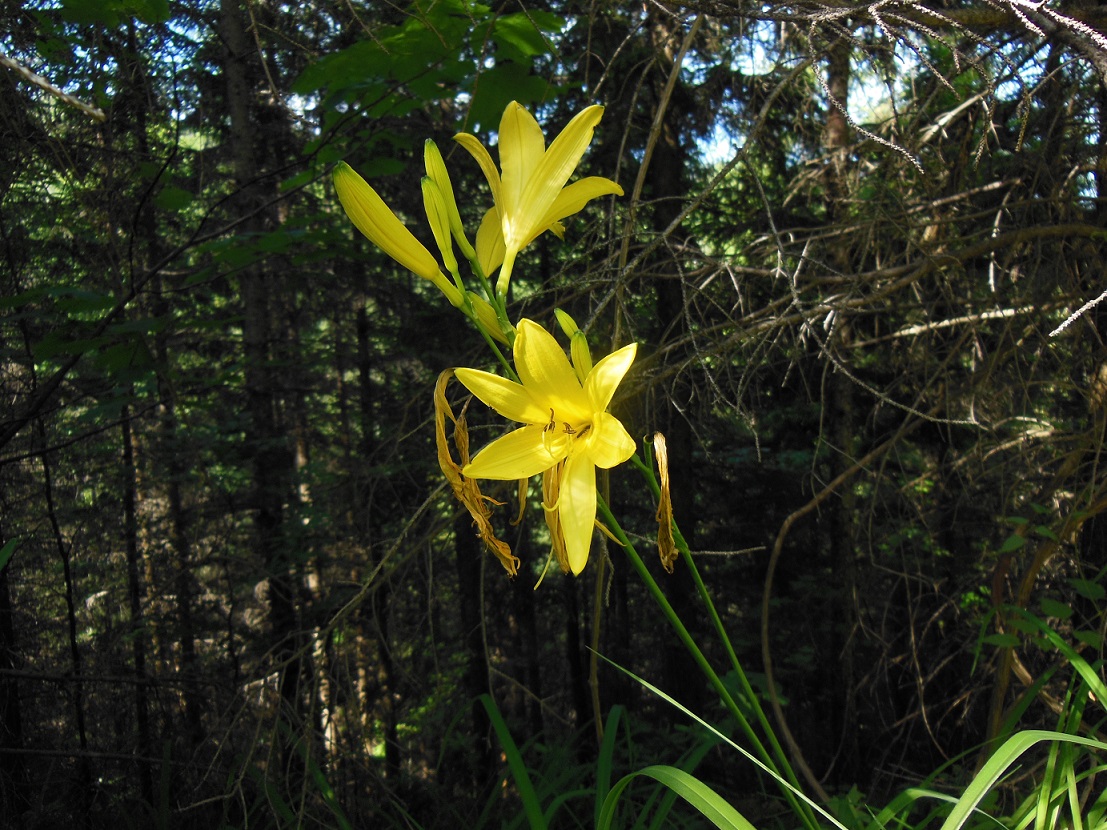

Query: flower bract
left=455, top=319, right=636, bottom=574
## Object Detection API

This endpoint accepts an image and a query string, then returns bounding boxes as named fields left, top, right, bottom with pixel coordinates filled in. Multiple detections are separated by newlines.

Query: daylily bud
left=467, top=291, right=512, bottom=343
left=334, top=162, right=464, bottom=307
left=570, top=330, right=593, bottom=382
left=554, top=308, right=579, bottom=337
left=421, top=176, right=459, bottom=274
left=554, top=310, right=592, bottom=381
left=425, top=140, right=477, bottom=262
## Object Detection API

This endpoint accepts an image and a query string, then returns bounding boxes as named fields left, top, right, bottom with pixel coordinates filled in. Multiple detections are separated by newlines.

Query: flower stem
left=596, top=488, right=819, bottom=830
left=628, top=453, right=806, bottom=798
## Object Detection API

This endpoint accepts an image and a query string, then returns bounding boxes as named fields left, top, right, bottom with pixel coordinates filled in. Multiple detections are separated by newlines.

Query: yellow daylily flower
left=454, top=102, right=624, bottom=297
left=333, top=161, right=464, bottom=307
left=455, top=319, right=637, bottom=575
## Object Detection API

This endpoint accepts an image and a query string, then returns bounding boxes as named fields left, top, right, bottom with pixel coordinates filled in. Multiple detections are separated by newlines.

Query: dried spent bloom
left=434, top=370, right=518, bottom=575
left=652, top=432, right=678, bottom=574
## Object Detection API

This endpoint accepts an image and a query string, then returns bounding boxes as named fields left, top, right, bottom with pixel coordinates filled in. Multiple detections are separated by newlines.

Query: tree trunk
left=512, top=567, right=544, bottom=736
left=354, top=298, right=401, bottom=776
left=565, top=578, right=590, bottom=761
left=116, top=17, right=207, bottom=746
left=219, top=0, right=303, bottom=782
left=37, top=418, right=93, bottom=822
left=0, top=531, right=27, bottom=824
left=121, top=407, right=154, bottom=805
left=453, top=512, right=494, bottom=787
left=822, top=37, right=860, bottom=783
left=161, top=387, right=204, bottom=746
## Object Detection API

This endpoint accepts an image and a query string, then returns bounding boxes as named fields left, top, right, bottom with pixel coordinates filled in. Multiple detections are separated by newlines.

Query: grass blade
left=598, top=765, right=757, bottom=830
left=938, top=730, right=1107, bottom=830
left=480, top=694, right=547, bottom=830
left=595, top=705, right=625, bottom=829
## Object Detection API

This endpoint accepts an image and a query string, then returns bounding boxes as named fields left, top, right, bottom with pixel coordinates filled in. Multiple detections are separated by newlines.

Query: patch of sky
left=696, top=30, right=908, bottom=167
left=691, top=18, right=779, bottom=165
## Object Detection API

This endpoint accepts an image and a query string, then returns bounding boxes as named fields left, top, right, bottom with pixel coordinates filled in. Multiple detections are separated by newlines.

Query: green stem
left=457, top=298, right=517, bottom=382
left=463, top=248, right=516, bottom=349
left=479, top=324, right=516, bottom=382
left=595, top=496, right=816, bottom=827
left=629, top=453, right=809, bottom=804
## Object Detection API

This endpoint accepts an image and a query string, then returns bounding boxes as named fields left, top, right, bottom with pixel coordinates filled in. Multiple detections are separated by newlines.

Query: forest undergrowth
left=3, top=1, right=1107, bottom=828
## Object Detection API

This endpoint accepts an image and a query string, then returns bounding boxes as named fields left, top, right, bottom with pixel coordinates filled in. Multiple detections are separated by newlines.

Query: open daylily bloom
left=333, top=161, right=464, bottom=307
left=454, top=102, right=623, bottom=297
left=455, top=319, right=636, bottom=574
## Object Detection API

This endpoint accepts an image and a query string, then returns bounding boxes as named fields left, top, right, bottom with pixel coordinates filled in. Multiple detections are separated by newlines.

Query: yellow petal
left=514, top=105, right=605, bottom=246
left=559, top=452, right=597, bottom=574
left=514, top=320, right=590, bottom=421
left=536, top=176, right=624, bottom=235
left=584, top=342, right=637, bottom=412
left=476, top=206, right=505, bottom=277
left=583, top=411, right=636, bottom=469
left=454, top=132, right=503, bottom=207
left=499, top=102, right=548, bottom=249
left=455, top=367, right=545, bottom=424
left=464, top=424, right=569, bottom=480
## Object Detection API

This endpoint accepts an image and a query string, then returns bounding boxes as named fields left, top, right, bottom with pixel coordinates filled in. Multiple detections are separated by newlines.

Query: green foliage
left=58, top=0, right=169, bottom=26
left=481, top=693, right=737, bottom=830
left=0, top=539, right=17, bottom=572
left=292, top=0, right=564, bottom=131
left=598, top=766, right=757, bottom=830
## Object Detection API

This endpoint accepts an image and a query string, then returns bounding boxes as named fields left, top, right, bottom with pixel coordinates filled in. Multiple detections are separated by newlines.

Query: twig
left=0, top=51, right=106, bottom=121
left=1049, top=286, right=1107, bottom=337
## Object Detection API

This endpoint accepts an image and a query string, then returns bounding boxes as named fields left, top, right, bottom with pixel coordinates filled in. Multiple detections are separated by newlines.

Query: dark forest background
left=3, top=0, right=1107, bottom=827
